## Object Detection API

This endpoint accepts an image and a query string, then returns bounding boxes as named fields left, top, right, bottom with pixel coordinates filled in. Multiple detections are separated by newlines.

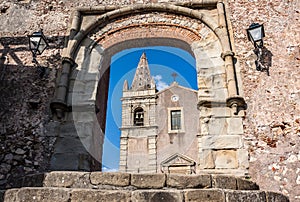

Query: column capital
left=62, top=57, right=75, bottom=66
left=221, top=51, right=235, bottom=60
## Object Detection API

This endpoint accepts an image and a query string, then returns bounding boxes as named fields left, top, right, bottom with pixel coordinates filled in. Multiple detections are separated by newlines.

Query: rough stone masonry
left=0, top=0, right=299, bottom=201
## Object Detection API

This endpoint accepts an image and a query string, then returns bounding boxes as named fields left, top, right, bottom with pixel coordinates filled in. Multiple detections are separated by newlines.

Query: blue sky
left=102, top=46, right=197, bottom=171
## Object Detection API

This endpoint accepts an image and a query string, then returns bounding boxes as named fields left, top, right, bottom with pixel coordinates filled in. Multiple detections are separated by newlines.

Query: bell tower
left=119, top=53, right=158, bottom=173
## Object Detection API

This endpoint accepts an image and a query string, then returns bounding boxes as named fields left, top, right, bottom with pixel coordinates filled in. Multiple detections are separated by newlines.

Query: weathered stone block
left=214, top=150, right=238, bottom=169
left=266, top=192, right=289, bottom=202
left=3, top=189, right=17, bottom=202
left=212, top=74, right=227, bottom=89
left=201, top=135, right=242, bottom=149
left=44, top=172, right=90, bottom=188
left=148, top=160, right=157, bottom=165
left=207, top=117, right=227, bottom=135
left=236, top=178, right=259, bottom=190
left=237, top=149, right=249, bottom=169
left=70, top=80, right=85, bottom=93
left=200, top=150, right=215, bottom=169
left=90, top=172, right=130, bottom=187
left=166, top=174, right=211, bottom=189
left=199, top=107, right=231, bottom=118
left=198, top=58, right=218, bottom=70
left=213, top=88, right=228, bottom=99
left=227, top=117, right=244, bottom=135
left=184, top=189, right=225, bottom=202
left=132, top=190, right=183, bottom=202
left=198, top=89, right=213, bottom=98
left=198, top=76, right=213, bottom=89
left=5, top=187, right=70, bottom=202
left=50, top=153, right=82, bottom=171
left=200, top=117, right=228, bottom=136
left=225, top=190, right=266, bottom=202
left=22, top=173, right=45, bottom=187
left=70, top=189, right=131, bottom=202
left=131, top=174, right=165, bottom=189
left=58, top=122, right=77, bottom=136
left=148, top=138, right=156, bottom=144
left=45, top=121, right=60, bottom=137
left=72, top=112, right=95, bottom=123
left=53, top=137, right=86, bottom=153
left=212, top=175, right=237, bottom=190
left=211, top=59, right=225, bottom=69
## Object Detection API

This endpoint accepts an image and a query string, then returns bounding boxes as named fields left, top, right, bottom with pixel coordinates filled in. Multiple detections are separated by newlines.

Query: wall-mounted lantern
left=247, top=23, right=265, bottom=48
left=28, top=30, right=49, bottom=77
left=28, top=30, right=49, bottom=59
left=246, top=23, right=266, bottom=72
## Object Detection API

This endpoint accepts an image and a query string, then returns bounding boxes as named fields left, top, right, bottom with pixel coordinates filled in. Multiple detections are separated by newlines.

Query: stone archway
left=50, top=1, right=248, bottom=174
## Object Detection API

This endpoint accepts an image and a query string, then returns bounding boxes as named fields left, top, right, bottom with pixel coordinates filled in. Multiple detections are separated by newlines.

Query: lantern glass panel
left=28, top=31, right=48, bottom=56
left=37, top=38, right=47, bottom=54
left=249, top=26, right=263, bottom=42
left=29, top=36, right=41, bottom=53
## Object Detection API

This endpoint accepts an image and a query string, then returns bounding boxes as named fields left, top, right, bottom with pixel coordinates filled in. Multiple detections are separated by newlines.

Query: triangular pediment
left=161, top=153, right=195, bottom=167
left=156, top=82, right=197, bottom=95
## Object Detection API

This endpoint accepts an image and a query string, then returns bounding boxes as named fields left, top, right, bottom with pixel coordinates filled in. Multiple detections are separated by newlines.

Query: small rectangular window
left=171, top=110, right=181, bottom=130
left=168, top=107, right=184, bottom=133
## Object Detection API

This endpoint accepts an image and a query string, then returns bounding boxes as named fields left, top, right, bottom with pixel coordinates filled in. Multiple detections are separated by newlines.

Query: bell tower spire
left=131, top=52, right=154, bottom=90
left=120, top=52, right=158, bottom=173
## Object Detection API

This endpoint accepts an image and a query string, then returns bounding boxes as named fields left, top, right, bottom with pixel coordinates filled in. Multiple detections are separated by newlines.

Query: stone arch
left=50, top=1, right=247, bottom=173
left=65, top=4, right=230, bottom=59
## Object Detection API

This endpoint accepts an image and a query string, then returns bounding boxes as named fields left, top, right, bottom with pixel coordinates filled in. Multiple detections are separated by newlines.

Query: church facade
left=119, top=53, right=199, bottom=174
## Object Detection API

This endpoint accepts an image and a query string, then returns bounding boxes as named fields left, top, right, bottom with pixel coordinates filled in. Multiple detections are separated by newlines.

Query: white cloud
left=153, top=75, right=169, bottom=91
left=153, top=75, right=162, bottom=80
left=102, top=166, right=118, bottom=172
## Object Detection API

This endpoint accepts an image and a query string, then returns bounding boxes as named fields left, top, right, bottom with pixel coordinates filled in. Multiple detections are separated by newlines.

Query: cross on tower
left=171, top=72, right=178, bottom=82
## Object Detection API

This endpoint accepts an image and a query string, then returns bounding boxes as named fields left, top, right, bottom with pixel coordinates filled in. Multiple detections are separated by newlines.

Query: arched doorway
left=102, top=46, right=197, bottom=171
left=50, top=2, right=248, bottom=175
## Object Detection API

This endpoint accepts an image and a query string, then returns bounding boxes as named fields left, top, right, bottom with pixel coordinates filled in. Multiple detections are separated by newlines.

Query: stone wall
left=227, top=0, right=300, bottom=201
left=0, top=0, right=299, bottom=201
left=3, top=172, right=289, bottom=202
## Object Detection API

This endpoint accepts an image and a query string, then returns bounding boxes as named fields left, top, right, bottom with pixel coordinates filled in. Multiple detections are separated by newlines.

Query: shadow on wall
left=0, top=35, right=65, bottom=189
left=0, top=35, right=65, bottom=66
left=0, top=35, right=65, bottom=111
left=255, top=46, right=273, bottom=76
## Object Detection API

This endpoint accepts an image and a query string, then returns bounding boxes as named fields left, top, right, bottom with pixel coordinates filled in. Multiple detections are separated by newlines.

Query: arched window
left=134, top=108, right=144, bottom=126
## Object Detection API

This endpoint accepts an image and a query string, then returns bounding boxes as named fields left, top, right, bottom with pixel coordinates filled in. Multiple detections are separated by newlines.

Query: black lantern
left=28, top=30, right=49, bottom=78
left=247, top=23, right=265, bottom=48
left=28, top=30, right=49, bottom=58
left=246, top=23, right=269, bottom=73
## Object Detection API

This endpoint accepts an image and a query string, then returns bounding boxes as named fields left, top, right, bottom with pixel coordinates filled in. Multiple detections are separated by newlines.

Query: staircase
left=1, top=172, right=289, bottom=202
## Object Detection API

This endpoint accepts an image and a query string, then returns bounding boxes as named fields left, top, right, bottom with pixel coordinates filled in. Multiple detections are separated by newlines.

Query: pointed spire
left=131, top=52, right=153, bottom=91
left=123, top=80, right=129, bottom=91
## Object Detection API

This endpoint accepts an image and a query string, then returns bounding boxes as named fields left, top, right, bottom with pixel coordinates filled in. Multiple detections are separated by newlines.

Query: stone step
left=16, top=172, right=259, bottom=191
left=3, top=187, right=289, bottom=202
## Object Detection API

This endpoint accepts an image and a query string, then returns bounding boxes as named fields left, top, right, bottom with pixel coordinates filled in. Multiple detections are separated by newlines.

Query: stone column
left=217, top=1, right=246, bottom=114
left=119, top=136, right=128, bottom=172
left=148, top=135, right=157, bottom=173
left=50, top=57, right=74, bottom=119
